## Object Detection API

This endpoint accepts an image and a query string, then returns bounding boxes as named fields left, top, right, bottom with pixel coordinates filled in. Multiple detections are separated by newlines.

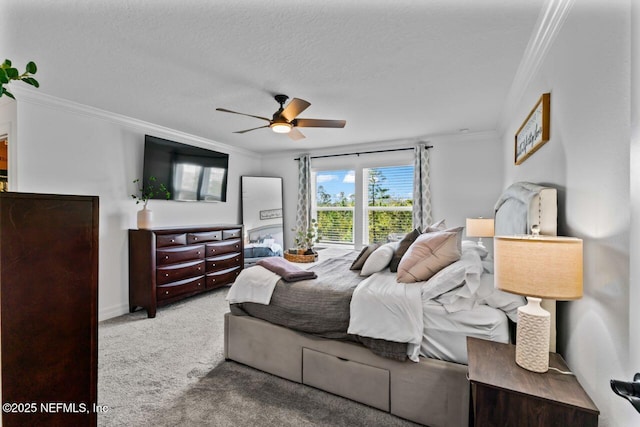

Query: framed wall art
left=514, top=93, right=550, bottom=165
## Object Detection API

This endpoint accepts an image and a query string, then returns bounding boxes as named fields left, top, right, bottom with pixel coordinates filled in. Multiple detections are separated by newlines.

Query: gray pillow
left=350, top=243, right=380, bottom=270
left=389, top=229, right=421, bottom=272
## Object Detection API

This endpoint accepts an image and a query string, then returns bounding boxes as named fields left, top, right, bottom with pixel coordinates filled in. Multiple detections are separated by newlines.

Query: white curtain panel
left=412, top=143, right=433, bottom=231
left=295, top=154, right=311, bottom=233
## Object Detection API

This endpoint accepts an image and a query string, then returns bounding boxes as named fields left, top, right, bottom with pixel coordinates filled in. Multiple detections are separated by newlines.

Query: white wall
left=8, top=92, right=262, bottom=320
left=630, top=0, right=640, bottom=408
left=500, top=2, right=633, bottom=425
left=261, top=132, right=503, bottom=251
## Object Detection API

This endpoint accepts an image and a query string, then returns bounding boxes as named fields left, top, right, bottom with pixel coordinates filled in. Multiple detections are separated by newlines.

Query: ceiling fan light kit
left=217, top=94, right=346, bottom=140
left=270, top=122, right=292, bottom=134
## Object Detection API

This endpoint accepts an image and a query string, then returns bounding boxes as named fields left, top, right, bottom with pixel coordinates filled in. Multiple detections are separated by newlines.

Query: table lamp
left=465, top=218, right=494, bottom=248
left=494, top=229, right=583, bottom=373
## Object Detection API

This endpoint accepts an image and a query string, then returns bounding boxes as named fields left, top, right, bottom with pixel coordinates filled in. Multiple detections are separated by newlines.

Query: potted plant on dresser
left=131, top=176, right=171, bottom=229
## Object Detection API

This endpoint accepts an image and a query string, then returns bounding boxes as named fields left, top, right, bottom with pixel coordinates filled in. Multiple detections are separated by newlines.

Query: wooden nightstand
left=467, top=337, right=599, bottom=427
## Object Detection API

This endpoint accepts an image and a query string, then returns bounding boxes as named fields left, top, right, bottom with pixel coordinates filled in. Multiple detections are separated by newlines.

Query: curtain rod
left=294, top=145, right=433, bottom=161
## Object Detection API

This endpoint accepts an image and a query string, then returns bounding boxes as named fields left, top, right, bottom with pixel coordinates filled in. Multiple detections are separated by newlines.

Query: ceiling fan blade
left=233, top=125, right=270, bottom=134
left=281, top=98, right=311, bottom=121
left=294, top=118, right=346, bottom=128
left=288, top=127, right=305, bottom=141
left=216, top=108, right=271, bottom=122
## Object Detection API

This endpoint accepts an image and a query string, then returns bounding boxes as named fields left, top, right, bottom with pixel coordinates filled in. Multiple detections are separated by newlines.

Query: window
left=365, top=166, right=413, bottom=243
left=313, top=164, right=414, bottom=247
left=314, top=169, right=355, bottom=244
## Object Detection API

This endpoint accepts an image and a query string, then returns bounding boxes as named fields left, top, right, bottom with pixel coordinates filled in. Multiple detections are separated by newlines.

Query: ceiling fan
left=216, top=94, right=346, bottom=141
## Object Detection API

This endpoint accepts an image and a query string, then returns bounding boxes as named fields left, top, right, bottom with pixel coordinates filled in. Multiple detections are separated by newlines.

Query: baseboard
left=99, top=303, right=130, bottom=322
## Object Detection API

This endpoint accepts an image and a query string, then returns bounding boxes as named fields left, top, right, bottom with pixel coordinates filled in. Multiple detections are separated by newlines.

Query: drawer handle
left=198, top=267, right=201, bottom=271
left=165, top=291, right=169, bottom=295
left=197, top=282, right=202, bottom=287
left=212, top=279, right=216, bottom=282
left=212, top=263, right=216, bottom=267
left=171, top=239, right=174, bottom=243
left=165, top=273, right=169, bottom=277
left=197, top=251, right=201, bottom=255
left=235, top=271, right=239, bottom=276
left=165, top=255, right=169, bottom=260
left=235, top=258, right=239, bottom=262
left=235, top=245, right=239, bottom=248
left=211, top=249, right=216, bottom=253
left=194, top=237, right=198, bottom=241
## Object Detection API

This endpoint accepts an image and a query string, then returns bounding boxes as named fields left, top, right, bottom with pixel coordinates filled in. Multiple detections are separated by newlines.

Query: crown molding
left=10, top=86, right=261, bottom=159
left=498, top=0, right=575, bottom=133
left=260, top=130, right=500, bottom=161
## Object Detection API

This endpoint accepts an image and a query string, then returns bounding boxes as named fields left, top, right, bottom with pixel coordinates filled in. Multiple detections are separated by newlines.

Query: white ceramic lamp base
left=515, top=297, right=550, bottom=373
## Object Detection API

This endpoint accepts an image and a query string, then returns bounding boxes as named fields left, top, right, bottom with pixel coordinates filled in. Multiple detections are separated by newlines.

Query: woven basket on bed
left=284, top=250, right=318, bottom=263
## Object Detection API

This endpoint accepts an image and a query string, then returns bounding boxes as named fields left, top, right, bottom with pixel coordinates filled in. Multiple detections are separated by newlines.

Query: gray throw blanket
left=230, top=253, right=409, bottom=361
left=257, top=256, right=317, bottom=282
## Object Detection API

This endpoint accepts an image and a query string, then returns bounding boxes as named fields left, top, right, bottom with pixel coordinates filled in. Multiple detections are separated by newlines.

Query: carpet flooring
left=98, top=286, right=420, bottom=426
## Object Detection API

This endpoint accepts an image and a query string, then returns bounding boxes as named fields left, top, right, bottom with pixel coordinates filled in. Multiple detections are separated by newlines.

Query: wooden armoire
left=0, top=192, right=99, bottom=427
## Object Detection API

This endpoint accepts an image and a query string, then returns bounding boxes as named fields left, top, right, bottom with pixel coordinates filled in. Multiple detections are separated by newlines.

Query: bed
left=224, top=182, right=558, bottom=427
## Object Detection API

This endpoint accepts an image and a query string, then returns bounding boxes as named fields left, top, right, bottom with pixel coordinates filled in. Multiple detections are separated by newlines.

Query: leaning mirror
left=241, top=176, right=284, bottom=266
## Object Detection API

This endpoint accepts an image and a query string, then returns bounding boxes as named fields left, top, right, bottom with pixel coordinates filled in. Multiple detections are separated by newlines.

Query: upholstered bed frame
left=224, top=182, right=557, bottom=427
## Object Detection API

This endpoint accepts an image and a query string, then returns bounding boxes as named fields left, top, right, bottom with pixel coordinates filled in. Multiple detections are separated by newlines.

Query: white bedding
left=347, top=273, right=423, bottom=361
left=421, top=301, right=509, bottom=364
left=226, top=266, right=280, bottom=305
left=347, top=240, right=520, bottom=363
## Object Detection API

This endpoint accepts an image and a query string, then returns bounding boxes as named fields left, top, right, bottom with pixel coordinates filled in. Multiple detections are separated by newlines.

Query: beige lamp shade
left=494, top=235, right=583, bottom=300
left=466, top=218, right=495, bottom=238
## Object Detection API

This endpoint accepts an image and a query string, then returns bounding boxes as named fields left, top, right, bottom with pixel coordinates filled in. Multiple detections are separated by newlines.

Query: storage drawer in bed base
left=224, top=313, right=470, bottom=427
left=302, top=348, right=390, bottom=411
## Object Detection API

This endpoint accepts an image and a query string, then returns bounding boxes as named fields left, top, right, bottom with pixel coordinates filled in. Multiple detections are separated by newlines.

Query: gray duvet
left=230, top=252, right=409, bottom=361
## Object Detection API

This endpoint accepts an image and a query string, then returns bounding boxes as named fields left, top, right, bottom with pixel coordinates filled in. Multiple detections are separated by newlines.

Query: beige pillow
left=396, top=227, right=463, bottom=283
left=360, top=242, right=397, bottom=277
left=389, top=220, right=447, bottom=273
left=350, top=243, right=380, bottom=270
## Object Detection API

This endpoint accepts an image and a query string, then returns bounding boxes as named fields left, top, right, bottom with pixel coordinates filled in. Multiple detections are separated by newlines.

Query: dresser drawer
left=222, top=229, right=242, bottom=240
left=156, top=233, right=187, bottom=248
left=303, top=348, right=390, bottom=411
left=188, top=231, right=222, bottom=244
left=206, top=252, right=242, bottom=271
left=157, top=260, right=205, bottom=285
left=157, top=276, right=205, bottom=301
left=156, top=245, right=205, bottom=266
left=206, top=239, right=242, bottom=257
left=206, top=266, right=241, bottom=288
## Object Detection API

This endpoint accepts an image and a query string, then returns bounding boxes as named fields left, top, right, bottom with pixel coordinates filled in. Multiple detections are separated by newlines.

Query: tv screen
left=142, top=135, right=229, bottom=202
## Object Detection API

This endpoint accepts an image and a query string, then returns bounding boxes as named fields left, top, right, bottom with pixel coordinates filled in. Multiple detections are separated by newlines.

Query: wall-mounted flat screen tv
left=143, top=135, right=229, bottom=202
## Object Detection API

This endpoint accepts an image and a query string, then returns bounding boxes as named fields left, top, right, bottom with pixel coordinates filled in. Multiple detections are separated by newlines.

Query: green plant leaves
left=0, top=59, right=39, bottom=99
left=22, top=77, right=39, bottom=88
left=26, top=61, right=37, bottom=74
left=5, top=68, right=18, bottom=79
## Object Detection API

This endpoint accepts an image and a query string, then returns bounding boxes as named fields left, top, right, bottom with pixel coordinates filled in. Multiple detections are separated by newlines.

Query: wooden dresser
left=129, top=225, right=243, bottom=318
left=1, top=192, right=99, bottom=427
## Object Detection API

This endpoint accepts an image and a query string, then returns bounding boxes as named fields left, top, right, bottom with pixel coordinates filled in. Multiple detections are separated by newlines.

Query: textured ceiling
left=2, top=0, right=544, bottom=153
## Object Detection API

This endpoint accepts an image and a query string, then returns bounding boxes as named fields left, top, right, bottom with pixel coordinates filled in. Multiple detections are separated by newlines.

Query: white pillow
left=360, top=242, right=397, bottom=276
left=476, top=274, right=526, bottom=322
left=421, top=248, right=481, bottom=301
